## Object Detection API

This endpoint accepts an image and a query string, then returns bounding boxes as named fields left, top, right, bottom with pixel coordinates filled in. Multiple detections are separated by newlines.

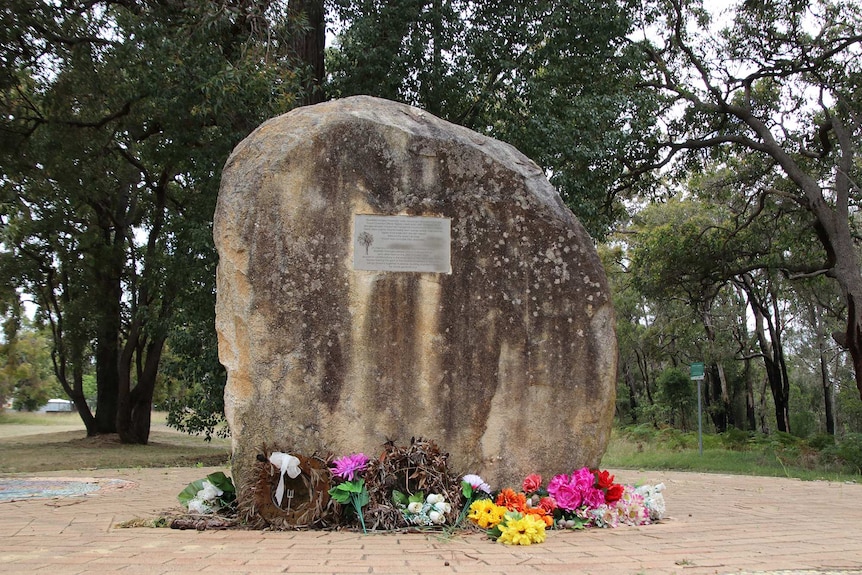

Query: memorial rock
left=214, top=96, right=617, bottom=499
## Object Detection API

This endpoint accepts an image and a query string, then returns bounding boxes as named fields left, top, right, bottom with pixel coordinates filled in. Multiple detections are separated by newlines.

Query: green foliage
left=820, top=434, right=862, bottom=474
left=656, top=368, right=695, bottom=429
left=836, top=380, right=862, bottom=434
left=329, top=478, right=369, bottom=505
left=0, top=324, right=61, bottom=411
left=328, top=0, right=662, bottom=240
left=329, top=478, right=370, bottom=533
left=392, top=490, right=425, bottom=507
left=719, top=428, right=755, bottom=451
left=178, top=471, right=236, bottom=511
left=1, top=0, right=306, bottom=439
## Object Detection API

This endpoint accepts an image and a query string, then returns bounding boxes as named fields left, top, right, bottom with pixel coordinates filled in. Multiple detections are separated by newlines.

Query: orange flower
left=525, top=506, right=554, bottom=527
left=495, top=488, right=527, bottom=512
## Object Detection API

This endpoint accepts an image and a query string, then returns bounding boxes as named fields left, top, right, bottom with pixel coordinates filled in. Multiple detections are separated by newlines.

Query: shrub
left=821, top=433, right=862, bottom=474
left=719, top=428, right=754, bottom=451
left=806, top=433, right=836, bottom=451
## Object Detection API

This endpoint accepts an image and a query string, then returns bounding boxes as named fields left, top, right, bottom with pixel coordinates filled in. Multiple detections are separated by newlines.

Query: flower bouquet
left=465, top=468, right=666, bottom=544
left=178, top=471, right=236, bottom=515
left=328, top=453, right=371, bottom=533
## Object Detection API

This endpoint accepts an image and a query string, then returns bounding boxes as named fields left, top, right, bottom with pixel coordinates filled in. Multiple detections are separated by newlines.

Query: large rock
left=214, top=96, right=616, bottom=498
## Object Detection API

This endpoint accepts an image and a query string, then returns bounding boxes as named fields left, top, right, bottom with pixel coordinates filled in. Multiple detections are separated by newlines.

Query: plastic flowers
left=462, top=474, right=491, bottom=494
left=495, top=512, right=547, bottom=545
left=395, top=492, right=452, bottom=525
left=548, top=468, right=606, bottom=511
left=329, top=453, right=370, bottom=533
left=635, top=483, right=666, bottom=520
left=331, top=453, right=369, bottom=481
left=457, top=473, right=491, bottom=526
left=177, top=472, right=236, bottom=515
left=465, top=467, right=667, bottom=542
left=522, top=473, right=542, bottom=493
left=546, top=467, right=663, bottom=529
left=467, top=499, right=507, bottom=529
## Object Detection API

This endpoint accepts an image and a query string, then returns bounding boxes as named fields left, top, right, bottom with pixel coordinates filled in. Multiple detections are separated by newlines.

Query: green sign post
left=690, top=362, right=705, bottom=455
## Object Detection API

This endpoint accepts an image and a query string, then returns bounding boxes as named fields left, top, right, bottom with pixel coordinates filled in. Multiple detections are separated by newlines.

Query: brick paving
left=1, top=467, right=861, bottom=575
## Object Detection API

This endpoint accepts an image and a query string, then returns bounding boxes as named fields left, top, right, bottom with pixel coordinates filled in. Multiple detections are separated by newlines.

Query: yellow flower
left=497, top=514, right=547, bottom=545
left=468, top=499, right=507, bottom=529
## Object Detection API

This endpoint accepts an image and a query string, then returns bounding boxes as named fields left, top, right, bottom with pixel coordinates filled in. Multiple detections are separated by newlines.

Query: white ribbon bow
left=268, top=452, right=302, bottom=506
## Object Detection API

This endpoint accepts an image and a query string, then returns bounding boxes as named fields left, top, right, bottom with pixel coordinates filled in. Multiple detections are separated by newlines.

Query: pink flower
left=547, top=473, right=569, bottom=496
left=573, top=467, right=596, bottom=490
left=548, top=475, right=582, bottom=511
left=522, top=473, right=542, bottom=493
left=331, top=453, right=369, bottom=481
left=462, top=474, right=491, bottom=494
left=582, top=486, right=606, bottom=509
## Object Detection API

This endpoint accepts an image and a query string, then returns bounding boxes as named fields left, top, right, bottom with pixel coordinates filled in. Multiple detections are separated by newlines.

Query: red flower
left=605, top=483, right=625, bottom=503
left=522, top=473, right=542, bottom=493
left=538, top=496, right=557, bottom=513
left=596, top=470, right=615, bottom=490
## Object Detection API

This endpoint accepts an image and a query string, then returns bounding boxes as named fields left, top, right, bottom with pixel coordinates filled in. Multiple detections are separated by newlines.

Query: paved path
left=1, top=467, right=861, bottom=575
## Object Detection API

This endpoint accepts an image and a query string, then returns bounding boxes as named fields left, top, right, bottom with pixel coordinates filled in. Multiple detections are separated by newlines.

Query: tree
left=625, top=191, right=806, bottom=432
left=632, top=0, right=862, bottom=397
left=327, top=0, right=663, bottom=240
left=5, top=328, right=60, bottom=412
left=289, top=0, right=326, bottom=104
left=0, top=0, right=304, bottom=442
left=656, top=367, right=695, bottom=430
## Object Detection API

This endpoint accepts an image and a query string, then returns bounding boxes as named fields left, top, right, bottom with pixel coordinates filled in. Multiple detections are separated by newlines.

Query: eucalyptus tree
left=0, top=0, right=304, bottom=442
left=632, top=0, right=862, bottom=398
left=785, top=276, right=845, bottom=434
left=625, top=198, right=759, bottom=430
left=327, top=0, right=662, bottom=240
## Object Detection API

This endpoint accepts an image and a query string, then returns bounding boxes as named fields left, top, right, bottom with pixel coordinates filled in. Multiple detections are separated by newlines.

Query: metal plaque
left=353, top=215, right=451, bottom=273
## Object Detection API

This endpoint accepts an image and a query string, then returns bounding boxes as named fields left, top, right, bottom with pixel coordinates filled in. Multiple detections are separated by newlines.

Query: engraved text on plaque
left=353, top=215, right=451, bottom=273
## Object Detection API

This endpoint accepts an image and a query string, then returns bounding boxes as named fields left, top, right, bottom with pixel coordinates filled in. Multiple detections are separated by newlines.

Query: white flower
left=407, top=501, right=423, bottom=514
left=433, top=501, right=450, bottom=514
left=462, top=474, right=491, bottom=494
left=634, top=484, right=666, bottom=520
left=426, top=493, right=443, bottom=505
left=197, top=480, right=223, bottom=502
left=428, top=510, right=444, bottom=524
left=188, top=497, right=213, bottom=515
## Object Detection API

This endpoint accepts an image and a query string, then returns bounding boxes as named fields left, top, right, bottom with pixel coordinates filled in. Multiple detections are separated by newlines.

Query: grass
left=0, top=410, right=231, bottom=474
left=3, top=412, right=861, bottom=482
left=601, top=425, right=861, bottom=482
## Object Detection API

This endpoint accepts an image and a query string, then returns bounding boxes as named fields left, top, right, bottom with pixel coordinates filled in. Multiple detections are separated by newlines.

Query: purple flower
left=331, top=453, right=369, bottom=481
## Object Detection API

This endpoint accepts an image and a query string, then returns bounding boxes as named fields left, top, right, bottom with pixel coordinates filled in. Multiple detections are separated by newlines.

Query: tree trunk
left=814, top=309, right=836, bottom=435
left=741, top=273, right=790, bottom=433
left=117, top=334, right=167, bottom=444
left=700, top=303, right=731, bottom=431
left=92, top=227, right=125, bottom=434
left=744, top=357, right=757, bottom=431
left=623, top=362, right=639, bottom=423
left=289, top=0, right=325, bottom=105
